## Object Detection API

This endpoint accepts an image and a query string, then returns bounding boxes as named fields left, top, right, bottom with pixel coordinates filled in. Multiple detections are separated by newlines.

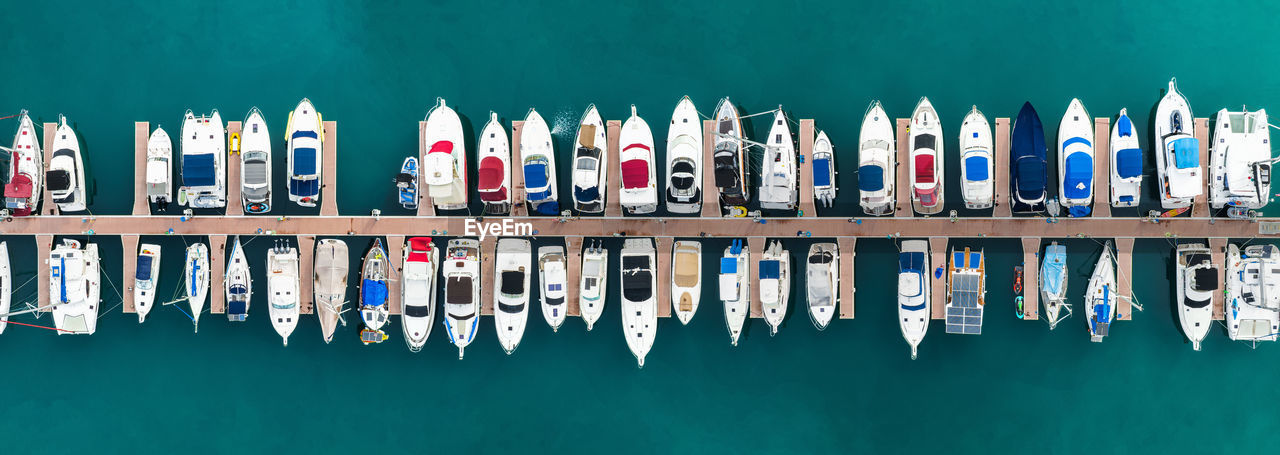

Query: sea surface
left=2, top=1, right=1279, bottom=453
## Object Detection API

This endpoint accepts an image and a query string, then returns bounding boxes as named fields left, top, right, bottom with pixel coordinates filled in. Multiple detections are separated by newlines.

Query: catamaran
left=620, top=106, right=658, bottom=214
left=179, top=110, right=226, bottom=209
left=145, top=127, right=173, bottom=210
left=185, top=242, right=209, bottom=332
left=225, top=236, right=251, bottom=322
left=1039, top=242, right=1070, bottom=329
left=759, top=108, right=797, bottom=211
left=720, top=239, right=750, bottom=346
left=665, top=96, right=703, bottom=213
left=1224, top=244, right=1280, bottom=345
left=1058, top=98, right=1095, bottom=217
left=477, top=112, right=512, bottom=215
left=859, top=101, right=896, bottom=215
left=1154, top=78, right=1201, bottom=209
left=579, top=241, right=608, bottom=331
left=959, top=107, right=994, bottom=209
left=713, top=97, right=749, bottom=209
left=47, top=115, right=86, bottom=212
left=494, top=238, right=531, bottom=355
left=396, top=157, right=419, bottom=210
left=48, top=239, right=100, bottom=335
left=899, top=240, right=930, bottom=359
left=1086, top=242, right=1118, bottom=342
left=1011, top=102, right=1048, bottom=213
left=538, top=246, right=569, bottom=332
left=422, top=98, right=467, bottom=210
left=286, top=99, right=323, bottom=207
left=240, top=107, right=272, bottom=213
left=812, top=131, right=836, bottom=208
left=402, top=237, right=438, bottom=352
left=315, top=238, right=349, bottom=344
left=267, top=240, right=300, bottom=346
left=5, top=111, right=42, bottom=216
left=909, top=98, right=944, bottom=215
left=0, top=242, right=8, bottom=333
left=945, top=247, right=986, bottom=335
left=133, top=243, right=161, bottom=323
left=759, top=241, right=790, bottom=335
left=806, top=243, right=838, bottom=330
left=443, top=238, right=481, bottom=359
left=671, top=240, right=702, bottom=325
left=359, top=239, right=391, bottom=345
left=572, top=105, right=607, bottom=213
left=1110, top=108, right=1143, bottom=207
left=521, top=109, right=559, bottom=215
left=1175, top=243, right=1218, bottom=351
left=620, top=238, right=658, bottom=367
left=1209, top=108, right=1272, bottom=210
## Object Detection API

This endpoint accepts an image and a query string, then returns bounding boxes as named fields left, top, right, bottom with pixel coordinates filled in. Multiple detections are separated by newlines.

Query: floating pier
left=133, top=122, right=149, bottom=216
left=416, top=120, right=434, bottom=217
left=929, top=237, right=947, bottom=320
left=1093, top=118, right=1111, bottom=218
left=479, top=236, right=497, bottom=316
left=227, top=122, right=243, bottom=215
left=509, top=121, right=527, bottom=216
left=1116, top=237, right=1135, bottom=321
left=1192, top=118, right=1211, bottom=217
left=320, top=122, right=338, bottom=216
left=699, top=119, right=719, bottom=217
left=993, top=118, right=1011, bottom=217
left=798, top=119, right=816, bottom=217
left=655, top=238, right=672, bottom=318
left=1020, top=238, right=1040, bottom=320
left=1210, top=237, right=1226, bottom=320
left=838, top=237, right=856, bottom=319
left=605, top=120, right=622, bottom=217
left=894, top=118, right=910, bottom=217
left=41, top=123, right=58, bottom=216
left=386, top=235, right=405, bottom=315
left=208, top=235, right=226, bottom=314
left=121, top=235, right=139, bottom=313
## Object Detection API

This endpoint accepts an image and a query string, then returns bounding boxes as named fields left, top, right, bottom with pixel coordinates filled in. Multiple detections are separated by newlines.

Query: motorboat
left=402, top=237, right=438, bottom=352
left=286, top=99, right=323, bottom=207
left=145, top=127, right=172, bottom=210
left=670, top=240, right=702, bottom=325
left=620, top=238, right=658, bottom=367
left=396, top=157, right=419, bottom=210
left=477, top=112, right=512, bottom=215
left=358, top=238, right=391, bottom=345
left=521, top=109, right=560, bottom=215
left=5, top=111, right=42, bottom=216
left=665, top=96, right=703, bottom=213
left=48, top=239, right=100, bottom=335
left=1175, top=243, right=1217, bottom=351
left=1058, top=98, right=1095, bottom=217
left=1154, top=78, right=1201, bottom=209
left=267, top=240, right=300, bottom=346
left=1040, top=242, right=1070, bottom=329
left=133, top=243, right=161, bottom=323
left=858, top=101, right=896, bottom=215
left=240, top=107, right=272, bottom=213
left=1010, top=102, right=1048, bottom=213
left=1086, top=242, right=1118, bottom=342
left=1210, top=108, right=1271, bottom=210
left=945, top=247, right=986, bottom=335
left=443, top=238, right=481, bottom=359
left=184, top=242, right=209, bottom=332
left=959, top=107, right=994, bottom=209
left=806, top=242, right=838, bottom=330
left=759, top=108, right=797, bottom=211
left=620, top=105, right=658, bottom=214
left=178, top=110, right=226, bottom=209
left=759, top=241, right=790, bottom=335
left=579, top=241, right=608, bottom=331
left=224, top=236, right=251, bottom=322
left=422, top=98, right=467, bottom=210
left=712, top=97, right=749, bottom=208
left=720, top=239, right=750, bottom=345
left=494, top=238, right=531, bottom=355
left=1109, top=108, right=1143, bottom=207
left=1224, top=244, right=1280, bottom=345
left=537, top=246, right=569, bottom=332
left=898, top=239, right=930, bottom=359
left=812, top=131, right=837, bottom=208
left=0, top=242, right=8, bottom=333
left=909, top=98, right=944, bottom=215
left=572, top=105, right=607, bottom=213
left=315, top=238, right=349, bottom=344
left=46, top=115, right=86, bottom=212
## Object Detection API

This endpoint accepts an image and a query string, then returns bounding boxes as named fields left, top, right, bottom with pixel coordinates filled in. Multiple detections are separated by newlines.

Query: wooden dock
left=36, top=235, right=51, bottom=312
left=509, top=121, right=527, bottom=216
left=894, top=118, right=910, bottom=217
left=1092, top=118, right=1111, bottom=218
left=1020, top=238, right=1040, bottom=320
left=929, top=237, right=947, bottom=320
left=748, top=237, right=764, bottom=318
left=700, top=119, right=719, bottom=217
left=416, top=120, right=435, bottom=217
left=133, top=122, right=150, bottom=215
left=121, top=235, right=139, bottom=313
left=565, top=237, right=582, bottom=317
left=1116, top=237, right=1135, bottom=320
left=479, top=236, right=497, bottom=316
left=297, top=235, right=315, bottom=314
left=226, top=122, right=243, bottom=215
left=1210, top=237, right=1226, bottom=320
left=837, top=237, right=856, bottom=319
left=993, top=118, right=1011, bottom=217
left=798, top=119, right=816, bottom=217
left=320, top=121, right=338, bottom=216
left=209, top=235, right=227, bottom=314
left=41, top=122, right=58, bottom=216
left=386, top=235, right=405, bottom=315
left=605, top=120, right=622, bottom=217
left=1192, top=118, right=1211, bottom=217
left=655, top=238, right=672, bottom=318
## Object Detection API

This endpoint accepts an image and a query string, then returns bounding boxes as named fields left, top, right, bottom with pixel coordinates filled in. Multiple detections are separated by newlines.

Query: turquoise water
left=3, top=1, right=1280, bottom=452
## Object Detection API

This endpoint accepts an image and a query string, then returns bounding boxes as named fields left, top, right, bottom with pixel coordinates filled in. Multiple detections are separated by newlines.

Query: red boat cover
left=4, top=174, right=33, bottom=198
left=478, top=156, right=505, bottom=190
left=428, top=140, right=453, bottom=154
left=621, top=158, right=650, bottom=189
left=407, top=237, right=433, bottom=262
left=914, top=155, right=935, bottom=184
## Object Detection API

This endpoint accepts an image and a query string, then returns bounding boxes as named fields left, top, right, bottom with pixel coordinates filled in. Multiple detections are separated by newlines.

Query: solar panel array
left=946, top=273, right=983, bottom=335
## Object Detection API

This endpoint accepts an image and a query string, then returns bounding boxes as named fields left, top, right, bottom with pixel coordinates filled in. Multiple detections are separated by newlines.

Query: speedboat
left=1058, top=98, right=1095, bottom=217
left=133, top=243, right=161, bottom=323
left=184, top=242, right=209, bottom=332
left=5, top=111, right=42, bottom=216
left=1110, top=108, right=1143, bottom=207
left=671, top=240, right=702, bottom=325
left=494, top=238, right=531, bottom=355
left=620, top=238, right=658, bottom=367
left=47, top=115, right=86, bottom=212
left=620, top=105, right=658, bottom=214
left=1154, top=78, right=1201, bottom=209
left=720, top=240, right=750, bottom=345
left=358, top=238, right=391, bottom=345
left=665, top=96, right=703, bottom=213
left=0, top=242, right=8, bottom=333
left=945, top=247, right=986, bottom=335
left=1210, top=108, right=1271, bottom=210
left=909, top=98, right=944, bottom=215
left=48, top=239, right=100, bottom=335
left=537, top=245, right=569, bottom=332
left=178, top=110, right=226, bottom=209
left=225, top=236, right=251, bottom=322
left=315, top=238, right=349, bottom=344
left=286, top=99, right=323, bottom=207
left=1040, top=242, right=1070, bottom=329
left=759, top=241, right=790, bottom=335
left=477, top=112, right=512, bottom=215
left=240, top=107, right=272, bottom=213
left=521, top=109, right=559, bottom=215
left=1086, top=242, right=1118, bottom=342
left=812, top=131, right=837, bottom=208
left=396, top=157, right=419, bottom=210
left=858, top=101, right=895, bottom=215
left=712, top=98, right=749, bottom=208
left=443, top=238, right=481, bottom=359
left=267, top=240, right=300, bottom=346
left=1011, top=102, right=1048, bottom=213
left=422, top=98, right=467, bottom=210
left=898, top=240, right=930, bottom=359
left=402, top=237, right=438, bottom=352
left=959, top=107, right=994, bottom=209
left=145, top=127, right=173, bottom=210
left=579, top=241, right=608, bottom=331
left=1224, top=244, right=1280, bottom=345
left=806, top=243, right=838, bottom=330
left=759, top=108, right=797, bottom=211
left=572, top=105, right=607, bottom=213
left=1175, top=243, right=1217, bottom=351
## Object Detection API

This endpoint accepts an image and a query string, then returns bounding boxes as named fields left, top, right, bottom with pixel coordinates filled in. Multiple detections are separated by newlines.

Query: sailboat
left=402, top=237, right=438, bottom=352
left=1058, top=99, right=1095, bottom=217
left=665, top=96, right=703, bottom=213
left=4, top=111, right=42, bottom=216
left=477, top=112, right=512, bottom=215
left=286, top=99, right=323, bottom=207
left=812, top=131, right=837, bottom=208
left=720, top=239, right=750, bottom=346
left=521, top=109, right=559, bottom=215
left=267, top=240, right=300, bottom=346
left=48, top=239, right=100, bottom=335
left=806, top=243, right=838, bottom=330
left=1039, top=242, right=1070, bottom=329
left=396, top=157, right=419, bottom=210
left=443, top=239, right=481, bottom=359
left=145, top=127, right=173, bottom=210
left=620, top=238, right=658, bottom=367
left=315, top=238, right=349, bottom=344
left=1110, top=108, right=1143, bottom=207
left=1209, top=108, right=1271, bottom=210
left=945, top=247, right=986, bottom=335
left=178, top=110, right=226, bottom=209
left=240, top=108, right=272, bottom=213
left=759, top=241, right=790, bottom=335
left=619, top=105, right=659, bottom=214
left=1175, top=244, right=1217, bottom=351
left=671, top=240, right=702, bottom=325
left=359, top=239, right=391, bottom=345
left=537, top=245, right=568, bottom=332
left=0, top=242, right=8, bottom=333
left=494, top=239, right=531, bottom=355
left=712, top=98, right=749, bottom=209
left=959, top=107, right=994, bottom=209
left=224, top=236, right=251, bottom=322
left=133, top=243, right=161, bottom=323
left=579, top=241, right=608, bottom=331
left=47, top=115, right=86, bottom=212
left=1154, top=78, right=1201, bottom=209
left=898, top=240, right=930, bottom=359
left=1011, top=102, right=1048, bottom=213
left=909, top=98, right=944, bottom=215
left=422, top=98, right=467, bottom=210
left=1224, top=244, right=1280, bottom=345
left=1086, top=242, right=1118, bottom=342
left=858, top=101, right=896, bottom=215
left=184, top=242, right=209, bottom=332
left=572, top=105, right=607, bottom=213
left=759, top=108, right=797, bottom=211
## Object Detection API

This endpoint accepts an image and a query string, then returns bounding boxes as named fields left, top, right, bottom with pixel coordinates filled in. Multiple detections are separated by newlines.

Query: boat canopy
left=1042, top=247, right=1066, bottom=296
left=674, top=253, right=698, bottom=287
left=914, top=155, right=935, bottom=184
left=713, top=153, right=740, bottom=187
left=446, top=276, right=473, bottom=304
left=670, top=159, right=696, bottom=190
left=290, top=179, right=319, bottom=198
left=228, top=298, right=247, bottom=316
left=1117, top=114, right=1134, bottom=137
left=524, top=160, right=550, bottom=202
left=964, top=155, right=989, bottom=181
left=1116, top=148, right=1142, bottom=179
left=759, top=259, right=780, bottom=279
left=244, top=155, right=270, bottom=185
left=407, top=237, right=432, bottom=262
left=719, top=257, right=738, bottom=274
left=429, top=140, right=453, bottom=154
left=573, top=186, right=599, bottom=203
left=1015, top=156, right=1046, bottom=199
left=915, top=134, right=936, bottom=151
left=292, top=147, right=317, bottom=176
left=500, top=270, right=524, bottom=295
left=813, top=157, right=832, bottom=187
left=135, top=256, right=154, bottom=280
left=1063, top=152, right=1093, bottom=199
left=478, top=156, right=504, bottom=190
left=361, top=279, right=388, bottom=306
left=182, top=154, right=217, bottom=187
left=1170, top=137, right=1200, bottom=169
left=621, top=159, right=650, bottom=189
left=46, top=169, right=71, bottom=192
left=858, top=164, right=884, bottom=191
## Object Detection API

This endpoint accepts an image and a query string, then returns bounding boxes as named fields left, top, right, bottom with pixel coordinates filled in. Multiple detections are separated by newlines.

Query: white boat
left=759, top=241, right=790, bottom=335
left=670, top=240, right=702, bottom=325
left=133, top=243, right=161, bottom=323
left=0, top=242, right=9, bottom=334
left=1176, top=243, right=1217, bottom=351
left=665, top=96, right=703, bottom=213
left=422, top=98, right=467, bottom=210
left=4, top=111, right=42, bottom=216
left=1154, top=78, right=1201, bottom=209
left=240, top=107, right=272, bottom=213
left=898, top=240, right=930, bottom=359
left=909, top=98, right=944, bottom=215
left=720, top=240, right=750, bottom=345
left=1210, top=108, right=1272, bottom=210
left=620, top=105, right=658, bottom=214
left=443, top=239, right=481, bottom=359
left=286, top=98, right=323, bottom=207
left=759, top=108, right=797, bottom=211
left=184, top=242, right=209, bottom=332
left=521, top=109, right=560, bottom=215
left=806, top=243, right=838, bottom=330
left=178, top=110, right=226, bottom=209
left=477, top=112, right=512, bottom=215
left=1058, top=98, right=1095, bottom=217
left=396, top=157, right=419, bottom=210
left=315, top=238, right=349, bottom=344
left=811, top=131, right=837, bottom=208
left=494, top=238, right=531, bottom=355
left=1109, top=108, right=1143, bottom=207
left=579, top=241, right=608, bottom=331
left=267, top=240, right=300, bottom=346
left=1086, top=242, right=1118, bottom=342
left=48, top=239, right=100, bottom=335
left=224, top=237, right=251, bottom=322
left=401, top=237, right=438, bottom=352
left=537, top=246, right=569, bottom=331
left=359, top=239, right=391, bottom=345
left=1039, top=242, right=1070, bottom=329
left=712, top=98, right=750, bottom=208
left=572, top=105, right=607, bottom=213
left=620, top=238, right=658, bottom=367
left=959, top=107, right=994, bottom=210
left=1224, top=244, right=1280, bottom=345
left=945, top=247, right=986, bottom=335
left=46, top=115, right=86, bottom=212
left=145, top=127, right=173, bottom=210
left=858, top=101, right=896, bottom=215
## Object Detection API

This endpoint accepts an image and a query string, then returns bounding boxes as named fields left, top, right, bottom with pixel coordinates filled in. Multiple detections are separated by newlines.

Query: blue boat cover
left=1011, top=103, right=1047, bottom=200
left=182, top=153, right=216, bottom=187
left=524, top=162, right=548, bottom=190
left=1062, top=137, right=1092, bottom=149
left=290, top=178, right=319, bottom=197
left=1041, top=246, right=1065, bottom=295
left=1116, top=148, right=1142, bottom=178
left=720, top=257, right=738, bottom=274
left=1063, top=152, right=1093, bottom=199
left=964, top=155, right=989, bottom=181
left=532, top=200, right=559, bottom=215
left=228, top=299, right=247, bottom=315
left=1015, top=156, right=1046, bottom=199
left=1117, top=114, right=1134, bottom=137
left=953, top=251, right=965, bottom=266
left=858, top=164, right=884, bottom=191
left=136, top=256, right=153, bottom=280
left=293, top=147, right=317, bottom=176
left=574, top=185, right=600, bottom=203
left=970, top=251, right=981, bottom=266
left=899, top=251, right=923, bottom=273
left=1171, top=137, right=1200, bottom=169
left=759, top=260, right=780, bottom=279
left=813, top=158, right=832, bottom=187
left=362, top=279, right=388, bottom=306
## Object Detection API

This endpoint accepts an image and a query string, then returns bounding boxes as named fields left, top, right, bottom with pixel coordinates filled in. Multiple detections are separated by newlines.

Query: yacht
left=1224, top=244, right=1280, bottom=345
left=670, top=240, right=702, bottom=325
left=225, top=236, right=251, bottom=322
left=572, top=105, right=607, bottom=213
left=945, top=247, right=986, bottom=335
left=759, top=241, right=790, bottom=335
left=1210, top=108, right=1271, bottom=210
left=665, top=96, right=703, bottom=213
left=443, top=238, right=481, bottom=359
left=494, top=238, right=531, bottom=355
left=812, top=131, right=836, bottom=208
left=145, top=127, right=173, bottom=210
left=959, top=107, right=994, bottom=209
left=909, top=98, right=944, bottom=215
left=5, top=111, right=42, bottom=216
left=402, top=237, right=438, bottom=352
left=898, top=240, right=930, bottom=359
left=315, top=238, right=349, bottom=344
left=537, top=246, right=569, bottom=331
left=579, top=241, right=608, bottom=331
left=267, top=240, right=300, bottom=346
left=759, top=108, right=797, bottom=211
left=1154, top=78, right=1201, bottom=209
left=0, top=242, right=8, bottom=333
left=422, top=98, right=467, bottom=210
left=48, top=239, right=100, bottom=334
left=720, top=240, right=750, bottom=345
left=358, top=238, right=391, bottom=345
left=858, top=101, right=896, bottom=215
left=521, top=109, right=559, bottom=215
left=806, top=243, right=838, bottom=330
left=46, top=115, right=86, bottom=212
left=712, top=98, right=749, bottom=208
left=1059, top=98, right=1095, bottom=217
left=184, top=242, right=209, bottom=332
left=1176, top=244, right=1217, bottom=351
left=1086, top=242, right=1118, bottom=342
left=396, top=156, right=419, bottom=210
left=477, top=112, right=512, bottom=215
left=620, top=239, right=658, bottom=367
left=178, top=110, right=226, bottom=209
left=286, top=99, right=323, bottom=207
left=1039, top=242, right=1070, bottom=329
left=133, top=243, right=161, bottom=323
left=1110, top=108, right=1143, bottom=207
left=1011, top=102, right=1048, bottom=213
left=620, top=105, right=658, bottom=214
left=240, top=107, right=272, bottom=213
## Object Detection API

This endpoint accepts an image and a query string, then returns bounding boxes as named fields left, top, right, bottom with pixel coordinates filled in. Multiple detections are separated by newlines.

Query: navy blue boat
left=1010, top=102, right=1048, bottom=213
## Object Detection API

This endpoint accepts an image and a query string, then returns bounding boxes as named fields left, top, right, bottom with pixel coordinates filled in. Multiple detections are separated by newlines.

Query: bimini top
left=407, top=237, right=432, bottom=262
left=759, top=259, right=780, bottom=280
left=46, top=169, right=71, bottom=192
left=135, top=256, right=154, bottom=280
left=914, top=154, right=935, bottom=184
left=719, top=257, right=738, bottom=274
left=428, top=140, right=453, bottom=155
left=361, top=279, right=388, bottom=307
left=1170, top=137, right=1200, bottom=169
left=964, top=155, right=989, bottom=181
left=621, top=157, right=650, bottom=189
left=478, top=156, right=504, bottom=192
left=669, top=159, right=696, bottom=191
left=1063, top=148, right=1093, bottom=200
left=292, top=147, right=317, bottom=176
left=858, top=164, right=884, bottom=192
left=524, top=160, right=548, bottom=189
left=182, top=153, right=217, bottom=187
left=1116, top=147, right=1142, bottom=179
left=813, top=157, right=832, bottom=187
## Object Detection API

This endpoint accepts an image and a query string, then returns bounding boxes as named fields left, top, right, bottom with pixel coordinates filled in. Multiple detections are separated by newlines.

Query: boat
left=712, top=97, right=749, bottom=208
left=812, top=131, right=837, bottom=208
left=620, top=238, right=658, bottom=367
left=572, top=105, right=607, bottom=213
left=1154, top=78, right=1201, bottom=209
left=1058, top=99, right=1095, bottom=217
left=1210, top=108, right=1272, bottom=210
left=806, top=242, right=838, bottom=330
left=422, top=98, right=467, bottom=210
left=670, top=240, right=702, bottom=325
left=537, top=246, right=569, bottom=332
left=521, top=109, right=560, bottom=215
left=4, top=111, right=42, bottom=216
left=178, top=110, right=226, bottom=209
left=1039, top=242, right=1070, bottom=329
left=224, top=237, right=251, bottom=322
left=315, top=238, right=349, bottom=344
left=665, top=96, right=703, bottom=213
left=46, top=115, right=86, bottom=212
left=442, top=238, right=481, bottom=359
left=1224, top=244, right=1280, bottom=345
left=579, top=241, right=608, bottom=331
left=184, top=242, right=209, bottom=332
left=401, top=237, right=438, bottom=352
left=620, top=105, right=658, bottom=214
left=1010, top=102, right=1048, bottom=213
left=1176, top=243, right=1218, bottom=351
left=286, top=98, right=323, bottom=207
left=909, top=98, right=944, bottom=215
left=1086, top=242, right=1118, bottom=342
left=858, top=101, right=896, bottom=216
left=0, top=242, right=8, bottom=333
left=240, top=108, right=272, bottom=213
left=1109, top=108, right=1143, bottom=207
left=494, top=238, right=531, bottom=355
left=959, top=107, right=994, bottom=209
left=898, top=240, right=930, bottom=359
left=759, top=108, right=797, bottom=211
left=477, top=112, right=512, bottom=215
left=133, top=243, right=161, bottom=323
left=720, top=239, right=750, bottom=345
left=945, top=247, right=986, bottom=335
left=267, top=240, right=300, bottom=346
left=358, top=238, right=391, bottom=345
left=48, top=239, right=100, bottom=335
left=759, top=241, right=790, bottom=335
left=145, top=127, right=172, bottom=210
left=396, top=157, right=419, bottom=210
